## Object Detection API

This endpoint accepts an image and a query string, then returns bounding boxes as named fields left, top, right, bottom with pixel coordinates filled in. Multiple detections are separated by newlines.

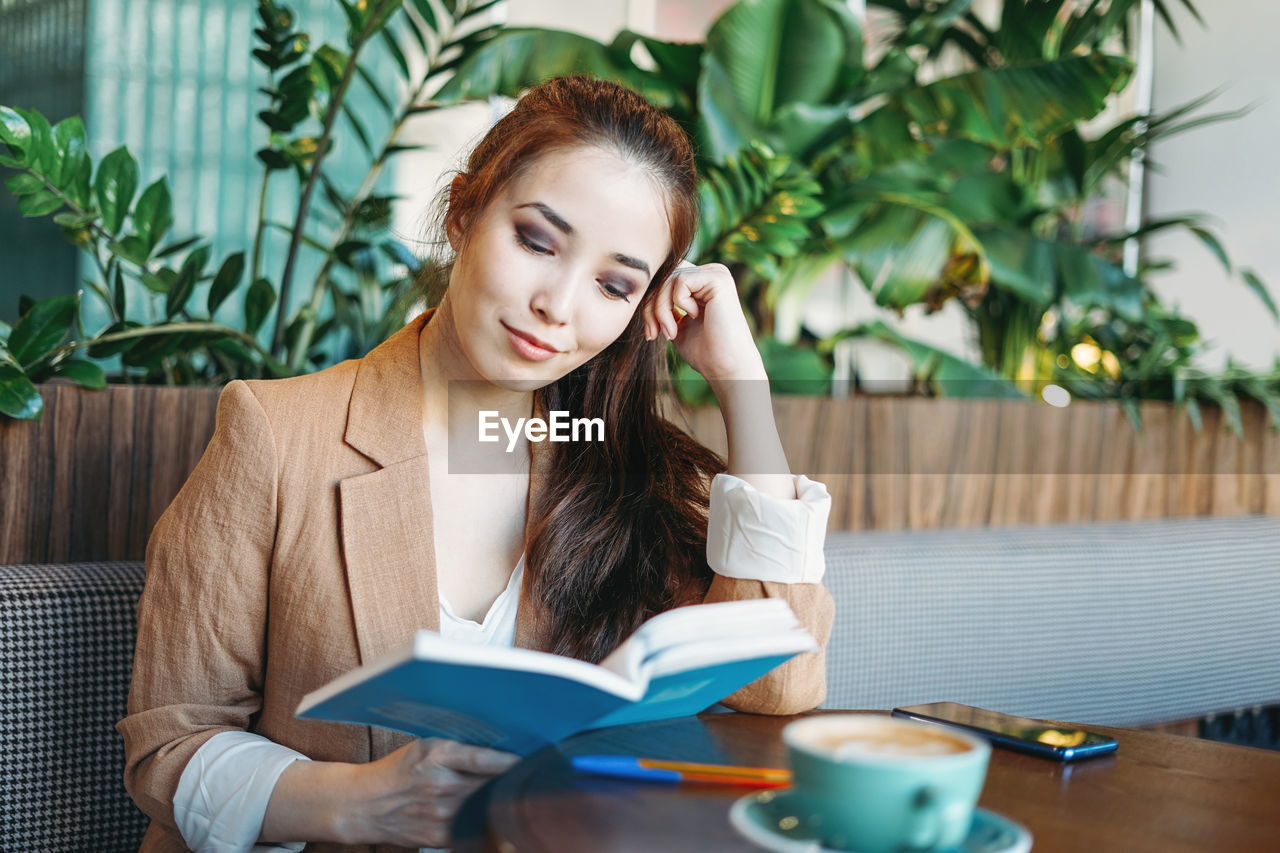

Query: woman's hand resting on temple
left=643, top=260, right=767, bottom=384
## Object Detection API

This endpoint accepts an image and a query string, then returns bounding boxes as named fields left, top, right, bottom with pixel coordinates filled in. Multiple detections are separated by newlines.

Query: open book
left=296, top=598, right=816, bottom=754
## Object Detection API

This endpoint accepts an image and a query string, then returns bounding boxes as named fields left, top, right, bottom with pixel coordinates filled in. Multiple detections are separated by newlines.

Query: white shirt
left=172, top=472, right=831, bottom=852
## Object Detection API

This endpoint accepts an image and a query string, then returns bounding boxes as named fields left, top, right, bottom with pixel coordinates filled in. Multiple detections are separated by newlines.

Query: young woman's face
left=445, top=145, right=672, bottom=390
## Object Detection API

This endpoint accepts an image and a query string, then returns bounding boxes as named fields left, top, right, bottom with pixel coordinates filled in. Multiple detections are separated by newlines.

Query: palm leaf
left=431, top=28, right=680, bottom=110
left=704, top=0, right=863, bottom=127
left=892, top=53, right=1133, bottom=149
left=826, top=320, right=1026, bottom=398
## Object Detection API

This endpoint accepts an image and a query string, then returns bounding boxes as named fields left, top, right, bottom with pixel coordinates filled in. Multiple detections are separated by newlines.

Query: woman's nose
left=528, top=273, right=579, bottom=325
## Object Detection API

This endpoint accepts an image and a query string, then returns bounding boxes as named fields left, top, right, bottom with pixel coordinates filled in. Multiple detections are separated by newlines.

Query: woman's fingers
left=423, top=739, right=520, bottom=776
left=648, top=261, right=711, bottom=341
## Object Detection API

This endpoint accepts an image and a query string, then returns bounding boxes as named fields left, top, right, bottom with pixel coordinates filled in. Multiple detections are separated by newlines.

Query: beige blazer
left=119, top=312, right=834, bottom=853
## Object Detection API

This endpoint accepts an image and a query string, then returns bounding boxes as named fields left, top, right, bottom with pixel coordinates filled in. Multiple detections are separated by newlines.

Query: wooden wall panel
left=677, top=394, right=1279, bottom=533
left=0, top=384, right=221, bottom=564
left=1, top=385, right=1276, bottom=564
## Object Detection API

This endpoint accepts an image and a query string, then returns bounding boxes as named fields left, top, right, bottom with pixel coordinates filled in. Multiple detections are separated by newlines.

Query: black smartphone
left=891, top=702, right=1119, bottom=762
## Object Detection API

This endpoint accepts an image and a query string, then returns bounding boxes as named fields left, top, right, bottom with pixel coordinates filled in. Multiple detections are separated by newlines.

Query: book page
left=630, top=599, right=798, bottom=660
left=596, top=598, right=795, bottom=683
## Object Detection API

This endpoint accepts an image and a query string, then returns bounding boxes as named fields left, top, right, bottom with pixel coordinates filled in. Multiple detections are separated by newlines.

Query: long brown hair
left=440, top=76, right=725, bottom=662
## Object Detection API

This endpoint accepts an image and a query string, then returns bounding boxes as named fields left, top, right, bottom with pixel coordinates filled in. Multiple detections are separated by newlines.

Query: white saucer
left=728, top=789, right=1033, bottom=853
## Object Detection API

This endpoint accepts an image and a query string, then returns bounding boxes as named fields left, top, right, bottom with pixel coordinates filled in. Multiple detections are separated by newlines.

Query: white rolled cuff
left=706, top=473, right=831, bottom=584
left=174, top=731, right=310, bottom=853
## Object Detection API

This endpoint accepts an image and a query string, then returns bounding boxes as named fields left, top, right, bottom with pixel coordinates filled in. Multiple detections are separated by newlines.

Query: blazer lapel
left=339, top=313, right=439, bottom=670
left=339, top=309, right=557, bottom=665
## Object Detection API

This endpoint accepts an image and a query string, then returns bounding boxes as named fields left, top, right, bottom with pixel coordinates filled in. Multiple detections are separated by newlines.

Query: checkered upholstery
left=821, top=515, right=1280, bottom=727
left=0, top=561, right=148, bottom=852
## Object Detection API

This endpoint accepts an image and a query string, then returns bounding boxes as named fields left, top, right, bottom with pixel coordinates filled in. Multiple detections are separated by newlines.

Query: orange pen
left=570, top=755, right=792, bottom=788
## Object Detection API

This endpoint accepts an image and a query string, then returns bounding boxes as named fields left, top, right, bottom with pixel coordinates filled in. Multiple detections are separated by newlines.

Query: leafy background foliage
left=430, top=0, right=1276, bottom=424
left=2, top=0, right=1277, bottom=429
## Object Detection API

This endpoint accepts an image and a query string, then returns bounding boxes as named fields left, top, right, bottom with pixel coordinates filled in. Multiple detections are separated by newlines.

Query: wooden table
left=456, top=710, right=1280, bottom=852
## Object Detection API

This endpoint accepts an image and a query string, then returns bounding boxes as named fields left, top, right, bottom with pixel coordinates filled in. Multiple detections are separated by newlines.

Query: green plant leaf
left=93, top=145, right=140, bottom=233
left=431, top=28, right=677, bottom=109
left=0, top=364, right=43, bottom=420
left=155, top=235, right=203, bottom=259
left=756, top=336, right=832, bottom=395
left=1198, top=378, right=1244, bottom=437
left=407, top=0, right=438, bottom=33
left=87, top=320, right=144, bottom=358
left=379, top=29, right=410, bottom=80
left=53, top=211, right=98, bottom=228
left=5, top=173, right=43, bottom=194
left=257, top=110, right=295, bottom=132
left=257, top=147, right=292, bottom=171
left=379, top=239, right=421, bottom=272
left=50, top=115, right=88, bottom=190
left=132, top=178, right=174, bottom=252
left=635, top=33, right=703, bottom=93
left=766, top=100, right=856, bottom=159
left=14, top=107, right=55, bottom=174
left=843, top=205, right=956, bottom=308
left=165, top=248, right=208, bottom=319
left=832, top=319, right=1026, bottom=398
left=977, top=228, right=1056, bottom=306
left=52, top=358, right=107, bottom=389
left=1238, top=375, right=1280, bottom=426
left=894, top=53, right=1133, bottom=148
left=354, top=194, right=394, bottom=229
left=108, top=235, right=152, bottom=267
left=355, top=61, right=395, bottom=116
left=1241, top=269, right=1278, bottom=323
left=7, top=294, right=77, bottom=366
left=282, top=136, right=321, bottom=169
left=313, top=45, right=349, bottom=88
left=704, top=0, right=863, bottom=127
left=696, top=52, right=757, bottom=161
left=140, top=267, right=177, bottom=294
left=275, top=32, right=310, bottom=66
left=276, top=63, right=316, bottom=126
left=17, top=189, right=63, bottom=217
left=183, top=244, right=212, bottom=277
left=245, top=277, right=278, bottom=334
left=112, top=265, right=127, bottom=316
left=0, top=105, right=32, bottom=159
left=121, top=330, right=190, bottom=369
left=208, top=252, right=247, bottom=314
left=257, top=0, right=294, bottom=33
left=1055, top=240, right=1144, bottom=321
left=366, top=0, right=402, bottom=38
left=1188, top=226, right=1230, bottom=274
left=341, top=104, right=373, bottom=156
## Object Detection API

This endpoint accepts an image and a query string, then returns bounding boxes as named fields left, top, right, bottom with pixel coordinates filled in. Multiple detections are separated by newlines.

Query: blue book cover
left=296, top=598, right=816, bottom=754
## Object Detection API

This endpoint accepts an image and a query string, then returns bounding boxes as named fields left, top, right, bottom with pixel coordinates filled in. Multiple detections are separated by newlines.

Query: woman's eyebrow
left=612, top=253, right=651, bottom=278
left=517, top=202, right=573, bottom=234
left=516, top=201, right=652, bottom=278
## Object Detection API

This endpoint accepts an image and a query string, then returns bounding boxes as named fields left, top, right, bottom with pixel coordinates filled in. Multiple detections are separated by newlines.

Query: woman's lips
left=503, top=323, right=561, bottom=362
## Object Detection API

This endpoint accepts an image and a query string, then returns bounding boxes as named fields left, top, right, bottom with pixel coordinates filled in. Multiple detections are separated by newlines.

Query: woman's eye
left=599, top=281, right=631, bottom=303
left=515, top=230, right=551, bottom=255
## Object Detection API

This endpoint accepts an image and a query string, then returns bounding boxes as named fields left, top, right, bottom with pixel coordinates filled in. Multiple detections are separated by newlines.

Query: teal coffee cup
left=782, top=714, right=991, bottom=852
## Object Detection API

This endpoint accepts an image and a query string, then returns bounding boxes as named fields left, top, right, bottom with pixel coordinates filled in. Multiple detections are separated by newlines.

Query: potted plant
left=426, top=0, right=1280, bottom=528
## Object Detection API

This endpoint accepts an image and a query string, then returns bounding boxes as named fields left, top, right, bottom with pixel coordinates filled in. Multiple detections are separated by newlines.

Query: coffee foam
left=798, top=721, right=971, bottom=759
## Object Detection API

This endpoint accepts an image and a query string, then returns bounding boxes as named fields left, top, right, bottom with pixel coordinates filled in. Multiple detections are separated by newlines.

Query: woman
left=119, top=76, right=833, bottom=852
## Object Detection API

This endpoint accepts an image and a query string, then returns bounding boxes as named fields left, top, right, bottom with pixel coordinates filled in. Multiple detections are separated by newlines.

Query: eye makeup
left=515, top=225, right=553, bottom=255
left=513, top=220, right=641, bottom=302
